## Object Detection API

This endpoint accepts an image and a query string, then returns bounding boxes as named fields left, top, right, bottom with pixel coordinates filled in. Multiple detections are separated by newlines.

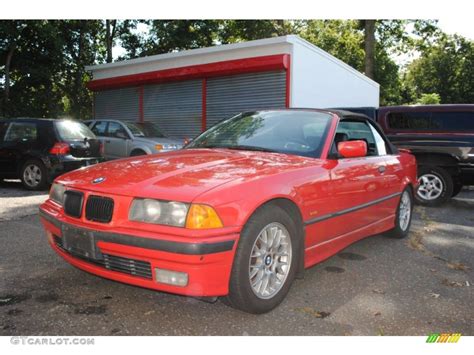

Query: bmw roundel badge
left=92, top=177, right=106, bottom=184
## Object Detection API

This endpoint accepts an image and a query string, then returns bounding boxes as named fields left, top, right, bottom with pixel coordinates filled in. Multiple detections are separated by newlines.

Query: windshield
left=187, top=111, right=332, bottom=158
left=124, top=121, right=166, bottom=138
left=55, top=120, right=96, bottom=141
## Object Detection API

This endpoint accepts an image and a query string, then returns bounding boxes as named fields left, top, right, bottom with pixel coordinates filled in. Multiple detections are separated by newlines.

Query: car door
left=0, top=121, right=13, bottom=175
left=105, top=122, right=130, bottom=159
left=90, top=121, right=109, bottom=158
left=325, top=119, right=391, bottom=240
left=1, top=121, right=40, bottom=176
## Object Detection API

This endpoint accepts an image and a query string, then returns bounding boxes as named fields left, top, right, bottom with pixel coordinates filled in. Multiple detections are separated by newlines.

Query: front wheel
left=224, top=205, right=299, bottom=314
left=130, top=149, right=147, bottom=156
left=386, top=187, right=413, bottom=239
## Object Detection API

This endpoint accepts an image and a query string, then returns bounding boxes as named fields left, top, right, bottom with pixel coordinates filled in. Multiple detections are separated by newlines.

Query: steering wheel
left=284, top=139, right=311, bottom=150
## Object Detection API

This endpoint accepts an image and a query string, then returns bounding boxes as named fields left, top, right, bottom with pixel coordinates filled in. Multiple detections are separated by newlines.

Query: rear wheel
left=224, top=205, right=299, bottom=314
left=386, top=187, right=413, bottom=239
left=415, top=166, right=453, bottom=206
left=20, top=159, right=48, bottom=190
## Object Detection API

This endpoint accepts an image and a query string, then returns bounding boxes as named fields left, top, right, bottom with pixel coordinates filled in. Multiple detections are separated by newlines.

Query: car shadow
left=0, top=179, right=49, bottom=197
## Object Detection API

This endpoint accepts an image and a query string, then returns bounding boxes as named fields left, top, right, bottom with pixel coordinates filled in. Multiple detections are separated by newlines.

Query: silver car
left=85, top=120, right=183, bottom=159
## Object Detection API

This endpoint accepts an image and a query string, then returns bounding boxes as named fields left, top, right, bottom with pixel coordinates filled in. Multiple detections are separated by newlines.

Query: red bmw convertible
left=39, top=109, right=417, bottom=313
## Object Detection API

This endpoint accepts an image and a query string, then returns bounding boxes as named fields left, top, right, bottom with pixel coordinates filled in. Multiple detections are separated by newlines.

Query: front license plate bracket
left=62, top=225, right=103, bottom=260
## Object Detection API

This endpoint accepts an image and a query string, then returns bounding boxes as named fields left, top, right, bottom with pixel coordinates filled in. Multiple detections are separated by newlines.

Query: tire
left=386, top=187, right=414, bottom=239
left=130, top=149, right=146, bottom=156
left=451, top=181, right=463, bottom=197
left=415, top=166, right=453, bottom=206
left=224, top=205, right=300, bottom=314
left=20, top=159, right=48, bottom=190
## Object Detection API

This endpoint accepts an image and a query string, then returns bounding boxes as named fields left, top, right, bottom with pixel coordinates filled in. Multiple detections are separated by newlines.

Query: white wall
left=290, top=38, right=379, bottom=108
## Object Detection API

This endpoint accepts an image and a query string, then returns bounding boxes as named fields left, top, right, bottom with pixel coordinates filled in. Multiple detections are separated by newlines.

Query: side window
left=388, top=111, right=474, bottom=131
left=388, top=112, right=431, bottom=130
left=91, top=121, right=107, bottom=136
left=336, top=120, right=378, bottom=156
left=368, top=123, right=388, bottom=156
left=430, top=111, right=474, bottom=131
left=107, top=122, right=128, bottom=139
left=4, top=122, right=38, bottom=142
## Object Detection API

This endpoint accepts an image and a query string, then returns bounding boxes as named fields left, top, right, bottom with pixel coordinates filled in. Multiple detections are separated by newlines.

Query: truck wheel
left=20, top=159, right=48, bottom=190
left=415, top=166, right=453, bottom=206
left=386, top=187, right=413, bottom=239
left=451, top=182, right=463, bottom=197
left=224, top=205, right=299, bottom=314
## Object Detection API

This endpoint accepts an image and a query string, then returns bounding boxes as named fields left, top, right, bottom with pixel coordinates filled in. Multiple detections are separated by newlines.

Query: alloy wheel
left=399, top=190, right=412, bottom=231
left=417, top=173, right=443, bottom=201
left=248, top=222, right=292, bottom=300
left=23, top=164, right=42, bottom=188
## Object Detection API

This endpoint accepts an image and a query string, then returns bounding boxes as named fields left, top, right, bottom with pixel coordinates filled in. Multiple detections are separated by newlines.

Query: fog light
left=155, top=268, right=188, bottom=287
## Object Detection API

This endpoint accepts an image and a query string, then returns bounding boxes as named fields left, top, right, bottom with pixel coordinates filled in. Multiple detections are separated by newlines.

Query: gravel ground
left=0, top=181, right=472, bottom=336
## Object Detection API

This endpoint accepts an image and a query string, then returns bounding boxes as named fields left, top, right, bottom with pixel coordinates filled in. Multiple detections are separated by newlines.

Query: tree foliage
left=404, top=34, right=474, bottom=104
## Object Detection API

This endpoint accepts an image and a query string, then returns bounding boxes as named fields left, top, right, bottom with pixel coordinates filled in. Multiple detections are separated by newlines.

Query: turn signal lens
left=185, top=204, right=223, bottom=229
left=155, top=144, right=164, bottom=150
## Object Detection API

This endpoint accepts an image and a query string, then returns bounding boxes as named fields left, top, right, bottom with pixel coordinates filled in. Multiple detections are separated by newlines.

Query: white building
left=86, top=35, right=379, bottom=138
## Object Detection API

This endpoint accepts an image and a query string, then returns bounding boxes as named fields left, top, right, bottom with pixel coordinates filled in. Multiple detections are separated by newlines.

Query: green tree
left=417, top=93, right=441, bottom=104
left=58, top=20, right=103, bottom=120
left=0, top=20, right=66, bottom=118
left=405, top=35, right=474, bottom=103
left=135, top=20, right=221, bottom=57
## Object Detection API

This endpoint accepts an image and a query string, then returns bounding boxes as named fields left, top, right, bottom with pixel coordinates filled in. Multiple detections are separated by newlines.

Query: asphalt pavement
left=0, top=180, right=472, bottom=335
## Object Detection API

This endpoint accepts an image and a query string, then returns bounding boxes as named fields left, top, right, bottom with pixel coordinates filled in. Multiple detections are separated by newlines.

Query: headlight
left=50, top=183, right=65, bottom=205
left=129, top=199, right=223, bottom=229
left=129, top=199, right=189, bottom=227
left=155, top=144, right=180, bottom=151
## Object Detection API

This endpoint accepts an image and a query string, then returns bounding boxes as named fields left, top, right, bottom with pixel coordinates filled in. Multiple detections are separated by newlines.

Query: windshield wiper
left=224, top=145, right=279, bottom=153
left=192, top=144, right=278, bottom=153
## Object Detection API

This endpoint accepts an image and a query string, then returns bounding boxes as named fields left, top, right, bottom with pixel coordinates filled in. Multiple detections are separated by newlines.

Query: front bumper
left=39, top=206, right=238, bottom=297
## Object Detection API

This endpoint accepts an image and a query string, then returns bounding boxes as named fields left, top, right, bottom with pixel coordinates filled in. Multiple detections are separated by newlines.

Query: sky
left=438, top=18, right=473, bottom=40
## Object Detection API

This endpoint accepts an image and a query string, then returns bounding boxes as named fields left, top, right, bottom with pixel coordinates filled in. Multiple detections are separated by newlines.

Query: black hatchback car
left=0, top=118, right=103, bottom=190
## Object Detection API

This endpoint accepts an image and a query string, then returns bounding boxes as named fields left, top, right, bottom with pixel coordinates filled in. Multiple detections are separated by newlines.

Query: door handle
left=378, top=166, right=386, bottom=173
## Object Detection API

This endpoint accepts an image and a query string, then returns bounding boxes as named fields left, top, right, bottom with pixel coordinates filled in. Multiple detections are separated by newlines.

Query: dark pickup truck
left=376, top=105, right=474, bottom=206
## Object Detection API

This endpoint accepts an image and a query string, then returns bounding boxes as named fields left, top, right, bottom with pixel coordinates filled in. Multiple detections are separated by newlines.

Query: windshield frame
left=186, top=110, right=334, bottom=158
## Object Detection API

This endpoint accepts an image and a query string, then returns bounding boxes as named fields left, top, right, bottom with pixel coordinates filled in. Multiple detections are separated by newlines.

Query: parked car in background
left=0, top=118, right=103, bottom=190
left=85, top=120, right=183, bottom=160
left=377, top=105, right=474, bottom=206
left=40, top=109, right=417, bottom=313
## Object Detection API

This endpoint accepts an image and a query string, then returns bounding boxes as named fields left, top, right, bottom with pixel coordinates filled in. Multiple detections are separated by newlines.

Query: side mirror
left=338, top=140, right=367, bottom=158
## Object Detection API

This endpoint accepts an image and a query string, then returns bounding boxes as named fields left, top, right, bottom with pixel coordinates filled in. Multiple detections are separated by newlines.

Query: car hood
left=56, top=149, right=320, bottom=202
